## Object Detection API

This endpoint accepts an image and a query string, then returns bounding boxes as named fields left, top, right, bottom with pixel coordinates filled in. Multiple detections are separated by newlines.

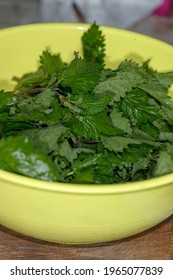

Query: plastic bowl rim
left=0, top=169, right=173, bottom=194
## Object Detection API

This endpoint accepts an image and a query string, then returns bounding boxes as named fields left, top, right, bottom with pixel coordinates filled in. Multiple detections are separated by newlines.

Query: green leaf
left=94, top=60, right=148, bottom=102
left=101, top=136, right=141, bottom=153
left=160, top=106, right=173, bottom=124
left=15, top=91, right=62, bottom=125
left=59, top=56, right=101, bottom=94
left=22, top=125, right=69, bottom=155
left=94, top=156, right=114, bottom=184
left=32, top=88, right=54, bottom=112
left=118, top=59, right=149, bottom=78
left=14, top=67, right=45, bottom=91
left=155, top=71, right=173, bottom=88
left=110, top=110, right=132, bottom=134
left=78, top=92, right=113, bottom=115
left=67, top=114, right=98, bottom=139
left=72, top=154, right=101, bottom=172
left=94, top=75, right=131, bottom=102
left=132, top=127, right=161, bottom=146
left=59, top=139, right=74, bottom=162
left=118, top=88, right=161, bottom=125
left=0, top=120, right=35, bottom=136
left=40, top=49, right=65, bottom=76
left=82, top=22, right=105, bottom=66
left=67, top=111, right=120, bottom=140
left=72, top=169, right=94, bottom=183
left=0, top=112, right=8, bottom=122
left=28, top=99, right=62, bottom=124
left=132, top=157, right=151, bottom=178
left=139, top=81, right=173, bottom=110
left=92, top=111, right=122, bottom=137
left=0, top=90, right=16, bottom=111
left=139, top=122, right=159, bottom=139
left=120, top=144, right=153, bottom=166
left=72, top=148, right=95, bottom=160
left=154, top=151, right=173, bottom=177
left=159, top=131, right=173, bottom=142
left=0, top=136, right=60, bottom=181
left=94, top=61, right=146, bottom=102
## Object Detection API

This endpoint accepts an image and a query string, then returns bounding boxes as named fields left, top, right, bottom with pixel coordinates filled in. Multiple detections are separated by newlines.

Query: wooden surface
left=0, top=215, right=172, bottom=260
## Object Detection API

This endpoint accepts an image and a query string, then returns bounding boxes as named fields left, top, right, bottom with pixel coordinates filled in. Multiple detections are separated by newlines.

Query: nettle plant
left=1, top=23, right=173, bottom=184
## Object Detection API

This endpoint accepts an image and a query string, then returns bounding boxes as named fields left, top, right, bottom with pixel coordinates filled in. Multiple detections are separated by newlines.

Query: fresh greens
left=1, top=23, right=173, bottom=184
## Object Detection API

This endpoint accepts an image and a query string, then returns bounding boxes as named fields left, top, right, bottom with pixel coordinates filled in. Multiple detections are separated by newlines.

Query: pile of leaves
left=1, top=23, right=173, bottom=184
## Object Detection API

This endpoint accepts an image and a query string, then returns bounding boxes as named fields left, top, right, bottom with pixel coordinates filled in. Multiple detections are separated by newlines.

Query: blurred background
left=0, top=0, right=173, bottom=44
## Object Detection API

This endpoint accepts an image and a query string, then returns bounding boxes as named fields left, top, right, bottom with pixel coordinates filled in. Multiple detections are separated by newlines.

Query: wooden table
left=0, top=14, right=173, bottom=260
left=0, top=215, right=172, bottom=260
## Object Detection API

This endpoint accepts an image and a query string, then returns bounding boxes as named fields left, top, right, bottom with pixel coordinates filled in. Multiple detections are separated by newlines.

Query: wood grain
left=0, top=215, right=172, bottom=260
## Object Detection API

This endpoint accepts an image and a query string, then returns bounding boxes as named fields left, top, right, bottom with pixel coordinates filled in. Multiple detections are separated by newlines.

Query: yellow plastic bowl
left=0, top=23, right=173, bottom=244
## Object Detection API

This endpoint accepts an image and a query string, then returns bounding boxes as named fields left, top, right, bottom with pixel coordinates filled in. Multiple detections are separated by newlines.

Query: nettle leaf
left=139, top=122, right=159, bottom=140
left=0, top=112, right=8, bottom=122
left=155, top=71, right=173, bottom=88
left=132, top=128, right=161, bottom=146
left=16, top=89, right=55, bottom=115
left=160, top=105, right=173, bottom=124
left=159, top=131, right=173, bottom=142
left=132, top=156, right=152, bottom=178
left=59, top=139, right=74, bottom=162
left=118, top=88, right=161, bottom=125
left=59, top=56, right=101, bottom=94
left=95, top=156, right=114, bottom=176
left=40, top=50, right=65, bottom=76
left=94, top=74, right=132, bottom=102
left=110, top=144, right=153, bottom=172
left=72, top=169, right=94, bottom=183
left=14, top=67, right=45, bottom=91
left=117, top=59, right=148, bottom=75
left=0, top=136, right=60, bottom=181
left=67, top=111, right=120, bottom=140
left=110, top=110, right=132, bottom=134
left=117, top=60, right=157, bottom=85
left=0, top=90, right=16, bottom=111
left=139, top=81, right=173, bottom=110
left=78, top=92, right=112, bottom=115
left=94, top=171, right=115, bottom=184
left=101, top=136, right=141, bottom=153
left=94, top=69, right=147, bottom=103
left=32, top=89, right=55, bottom=111
left=28, top=99, right=62, bottom=124
left=82, top=22, right=105, bottom=66
left=72, top=154, right=101, bottom=172
left=94, top=60, right=149, bottom=102
left=93, top=111, right=125, bottom=137
left=15, top=91, right=62, bottom=125
left=154, top=151, right=173, bottom=177
left=22, top=125, right=69, bottom=154
left=72, top=148, right=95, bottom=160
left=0, top=118, right=36, bottom=136
left=105, top=153, right=125, bottom=167
left=68, top=114, right=98, bottom=139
